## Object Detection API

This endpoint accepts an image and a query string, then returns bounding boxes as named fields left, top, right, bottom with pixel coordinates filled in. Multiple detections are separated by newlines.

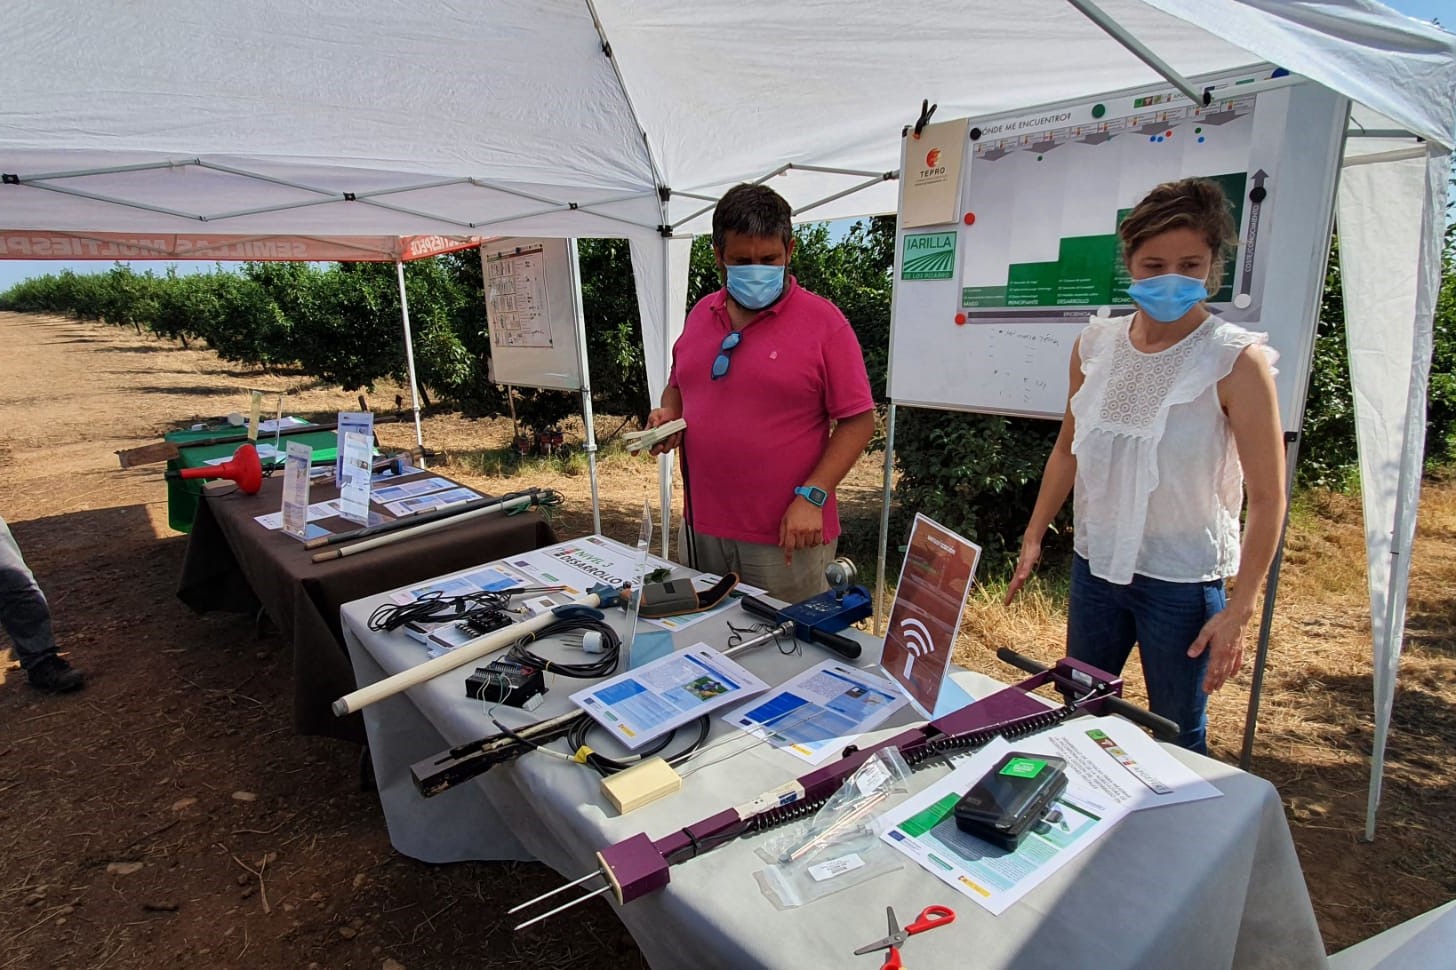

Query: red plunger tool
left=164, top=443, right=264, bottom=495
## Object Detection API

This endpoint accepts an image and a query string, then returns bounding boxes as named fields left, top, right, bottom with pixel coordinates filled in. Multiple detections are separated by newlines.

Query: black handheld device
left=953, top=751, right=1069, bottom=850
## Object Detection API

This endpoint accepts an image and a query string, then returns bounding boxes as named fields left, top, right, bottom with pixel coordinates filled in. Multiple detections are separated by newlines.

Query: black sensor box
left=953, top=751, right=1069, bottom=850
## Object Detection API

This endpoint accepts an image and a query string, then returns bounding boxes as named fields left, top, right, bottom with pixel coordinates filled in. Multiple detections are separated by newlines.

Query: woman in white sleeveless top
left=1005, top=178, right=1285, bottom=753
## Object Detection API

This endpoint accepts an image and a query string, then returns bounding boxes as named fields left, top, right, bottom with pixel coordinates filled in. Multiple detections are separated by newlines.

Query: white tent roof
left=1, top=1, right=1451, bottom=241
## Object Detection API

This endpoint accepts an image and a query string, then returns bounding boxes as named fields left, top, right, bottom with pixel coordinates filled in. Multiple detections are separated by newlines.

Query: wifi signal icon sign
left=900, top=617, right=936, bottom=679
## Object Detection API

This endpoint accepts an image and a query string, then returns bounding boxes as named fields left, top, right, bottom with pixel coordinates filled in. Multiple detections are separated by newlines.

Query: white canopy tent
left=1, top=0, right=1452, bottom=835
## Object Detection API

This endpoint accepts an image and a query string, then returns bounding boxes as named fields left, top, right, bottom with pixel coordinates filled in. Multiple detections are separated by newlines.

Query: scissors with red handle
left=853, top=904, right=956, bottom=969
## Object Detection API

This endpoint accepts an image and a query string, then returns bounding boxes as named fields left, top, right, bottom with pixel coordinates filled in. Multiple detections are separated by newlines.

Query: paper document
left=571, top=643, right=768, bottom=750
left=879, top=735, right=1124, bottom=915
left=372, top=476, right=457, bottom=504
left=505, top=535, right=675, bottom=595
left=255, top=498, right=344, bottom=530
left=391, top=564, right=534, bottom=605
left=878, top=717, right=1221, bottom=915
left=257, top=416, right=309, bottom=433
left=723, top=660, right=908, bottom=764
left=382, top=486, right=479, bottom=518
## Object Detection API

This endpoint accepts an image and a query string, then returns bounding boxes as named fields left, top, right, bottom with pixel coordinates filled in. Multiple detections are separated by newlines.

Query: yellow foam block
left=600, top=756, right=683, bottom=814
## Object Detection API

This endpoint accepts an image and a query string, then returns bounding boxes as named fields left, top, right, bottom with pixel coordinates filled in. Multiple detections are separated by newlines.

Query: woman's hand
left=1187, top=603, right=1253, bottom=693
left=1003, top=535, right=1042, bottom=606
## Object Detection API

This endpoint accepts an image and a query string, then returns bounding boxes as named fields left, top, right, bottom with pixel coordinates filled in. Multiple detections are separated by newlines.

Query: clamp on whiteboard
left=912, top=99, right=938, bottom=139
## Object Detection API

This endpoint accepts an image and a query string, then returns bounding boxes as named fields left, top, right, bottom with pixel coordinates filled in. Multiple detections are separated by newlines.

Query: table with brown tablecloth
left=177, top=471, right=557, bottom=743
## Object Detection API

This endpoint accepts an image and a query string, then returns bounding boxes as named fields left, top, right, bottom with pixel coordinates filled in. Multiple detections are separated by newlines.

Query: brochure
left=570, top=643, right=768, bottom=750
left=723, top=660, right=908, bottom=764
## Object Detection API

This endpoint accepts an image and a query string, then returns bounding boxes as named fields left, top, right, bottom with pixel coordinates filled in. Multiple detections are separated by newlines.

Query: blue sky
left=0, top=0, right=1447, bottom=293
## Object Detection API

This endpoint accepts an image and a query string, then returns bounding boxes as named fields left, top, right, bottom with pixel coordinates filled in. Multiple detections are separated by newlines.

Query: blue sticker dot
left=1156, top=136, right=1164, bottom=142
left=1149, top=135, right=1157, bottom=142
left=1197, top=136, right=1205, bottom=143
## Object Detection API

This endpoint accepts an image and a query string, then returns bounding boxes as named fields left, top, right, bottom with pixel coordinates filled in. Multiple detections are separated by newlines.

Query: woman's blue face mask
left=725, top=264, right=786, bottom=310
left=1126, top=273, right=1208, bottom=323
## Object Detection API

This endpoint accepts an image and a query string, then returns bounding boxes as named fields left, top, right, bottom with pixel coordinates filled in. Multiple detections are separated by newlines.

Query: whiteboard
left=887, top=70, right=1348, bottom=433
left=482, top=237, right=586, bottom=392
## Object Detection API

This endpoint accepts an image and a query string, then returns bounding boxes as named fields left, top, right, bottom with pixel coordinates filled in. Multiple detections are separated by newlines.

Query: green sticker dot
left=1195, top=126, right=1203, bottom=134
left=1091, top=104, right=1106, bottom=119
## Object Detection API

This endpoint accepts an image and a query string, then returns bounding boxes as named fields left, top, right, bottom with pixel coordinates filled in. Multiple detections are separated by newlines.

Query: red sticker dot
left=963, top=212, right=976, bottom=226
left=954, top=313, right=967, bottom=326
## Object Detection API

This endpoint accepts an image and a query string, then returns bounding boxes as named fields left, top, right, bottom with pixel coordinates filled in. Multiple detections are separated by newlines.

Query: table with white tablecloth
left=340, top=535, right=1327, bottom=970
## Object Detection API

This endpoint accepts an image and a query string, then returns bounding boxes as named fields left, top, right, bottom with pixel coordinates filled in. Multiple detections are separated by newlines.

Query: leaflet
left=571, top=643, right=768, bottom=750
left=878, top=735, right=1126, bottom=915
left=506, top=534, right=675, bottom=593
left=372, top=476, right=457, bottom=504
left=382, top=486, right=480, bottom=518
left=338, top=431, right=373, bottom=525
left=255, top=498, right=344, bottom=530
left=1021, top=715, right=1222, bottom=813
left=390, top=564, right=534, bottom=605
left=877, top=717, right=1220, bottom=915
left=723, top=660, right=908, bottom=764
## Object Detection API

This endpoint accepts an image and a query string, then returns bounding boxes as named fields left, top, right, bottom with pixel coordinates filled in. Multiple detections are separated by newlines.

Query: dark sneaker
left=27, top=655, right=85, bottom=693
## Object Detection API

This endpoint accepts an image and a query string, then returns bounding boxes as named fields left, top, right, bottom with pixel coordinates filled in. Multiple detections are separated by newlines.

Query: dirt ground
left=0, top=311, right=1452, bottom=969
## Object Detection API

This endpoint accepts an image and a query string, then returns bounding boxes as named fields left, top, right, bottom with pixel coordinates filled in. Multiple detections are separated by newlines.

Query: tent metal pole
left=1239, top=434, right=1300, bottom=770
left=1064, top=0, right=1206, bottom=105
left=792, top=173, right=898, bottom=219
left=875, top=402, right=898, bottom=635
left=659, top=236, right=674, bottom=559
left=394, top=260, right=427, bottom=459
left=567, top=240, right=602, bottom=534
left=785, top=163, right=887, bottom=178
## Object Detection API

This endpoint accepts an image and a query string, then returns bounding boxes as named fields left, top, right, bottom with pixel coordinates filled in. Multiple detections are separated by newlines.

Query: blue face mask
left=1126, top=273, right=1208, bottom=323
left=724, top=264, right=786, bottom=310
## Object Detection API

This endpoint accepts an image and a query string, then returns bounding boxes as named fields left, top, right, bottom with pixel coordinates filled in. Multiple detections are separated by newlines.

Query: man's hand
left=645, top=407, right=683, bottom=455
left=1003, top=535, right=1042, bottom=606
left=778, top=497, right=825, bottom=565
left=1187, top=603, right=1252, bottom=693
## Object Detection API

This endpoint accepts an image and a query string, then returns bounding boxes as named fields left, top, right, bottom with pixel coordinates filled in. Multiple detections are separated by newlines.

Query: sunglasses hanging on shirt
left=711, top=331, right=742, bottom=380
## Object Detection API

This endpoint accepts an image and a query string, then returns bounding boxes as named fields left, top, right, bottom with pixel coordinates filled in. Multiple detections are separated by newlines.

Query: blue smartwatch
left=793, top=485, right=828, bottom=508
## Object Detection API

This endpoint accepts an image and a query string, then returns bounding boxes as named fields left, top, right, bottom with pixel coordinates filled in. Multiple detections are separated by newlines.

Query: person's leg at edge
left=0, top=515, right=83, bottom=692
left=1127, top=573, right=1224, bottom=754
left=1065, top=554, right=1138, bottom=682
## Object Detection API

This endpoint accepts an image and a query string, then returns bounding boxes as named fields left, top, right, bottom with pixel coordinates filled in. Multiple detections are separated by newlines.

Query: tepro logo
left=918, top=146, right=946, bottom=180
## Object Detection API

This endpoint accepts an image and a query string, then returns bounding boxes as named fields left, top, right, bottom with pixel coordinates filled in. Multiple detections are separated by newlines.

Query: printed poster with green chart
left=959, top=87, right=1260, bottom=324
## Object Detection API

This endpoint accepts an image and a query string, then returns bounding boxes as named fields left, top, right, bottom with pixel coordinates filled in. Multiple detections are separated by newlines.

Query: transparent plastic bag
left=753, top=749, right=911, bottom=909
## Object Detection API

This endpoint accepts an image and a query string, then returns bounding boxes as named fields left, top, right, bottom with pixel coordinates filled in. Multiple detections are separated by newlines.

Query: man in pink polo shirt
left=646, top=184, right=875, bottom=602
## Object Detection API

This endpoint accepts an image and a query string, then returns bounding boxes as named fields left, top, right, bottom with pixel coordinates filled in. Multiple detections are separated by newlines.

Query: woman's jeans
left=1067, top=555, right=1226, bottom=754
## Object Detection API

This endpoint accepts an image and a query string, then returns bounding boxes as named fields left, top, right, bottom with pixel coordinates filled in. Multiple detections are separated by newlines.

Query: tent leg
left=566, top=241, right=601, bottom=535
left=875, top=403, right=899, bottom=635
left=395, top=260, right=427, bottom=464
left=1239, top=433, right=1301, bottom=770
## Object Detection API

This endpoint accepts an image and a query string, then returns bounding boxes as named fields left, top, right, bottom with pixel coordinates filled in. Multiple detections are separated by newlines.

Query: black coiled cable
left=507, top=615, right=622, bottom=679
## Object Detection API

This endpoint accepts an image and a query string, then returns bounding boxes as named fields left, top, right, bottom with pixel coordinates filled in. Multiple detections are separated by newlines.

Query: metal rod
left=1064, top=0, right=1205, bottom=105
left=875, top=403, right=898, bottom=635
left=507, top=871, right=605, bottom=914
left=513, top=884, right=614, bottom=931
left=315, top=493, right=535, bottom=563
left=791, top=172, right=895, bottom=219
left=396, top=260, right=427, bottom=455
left=723, top=622, right=794, bottom=658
